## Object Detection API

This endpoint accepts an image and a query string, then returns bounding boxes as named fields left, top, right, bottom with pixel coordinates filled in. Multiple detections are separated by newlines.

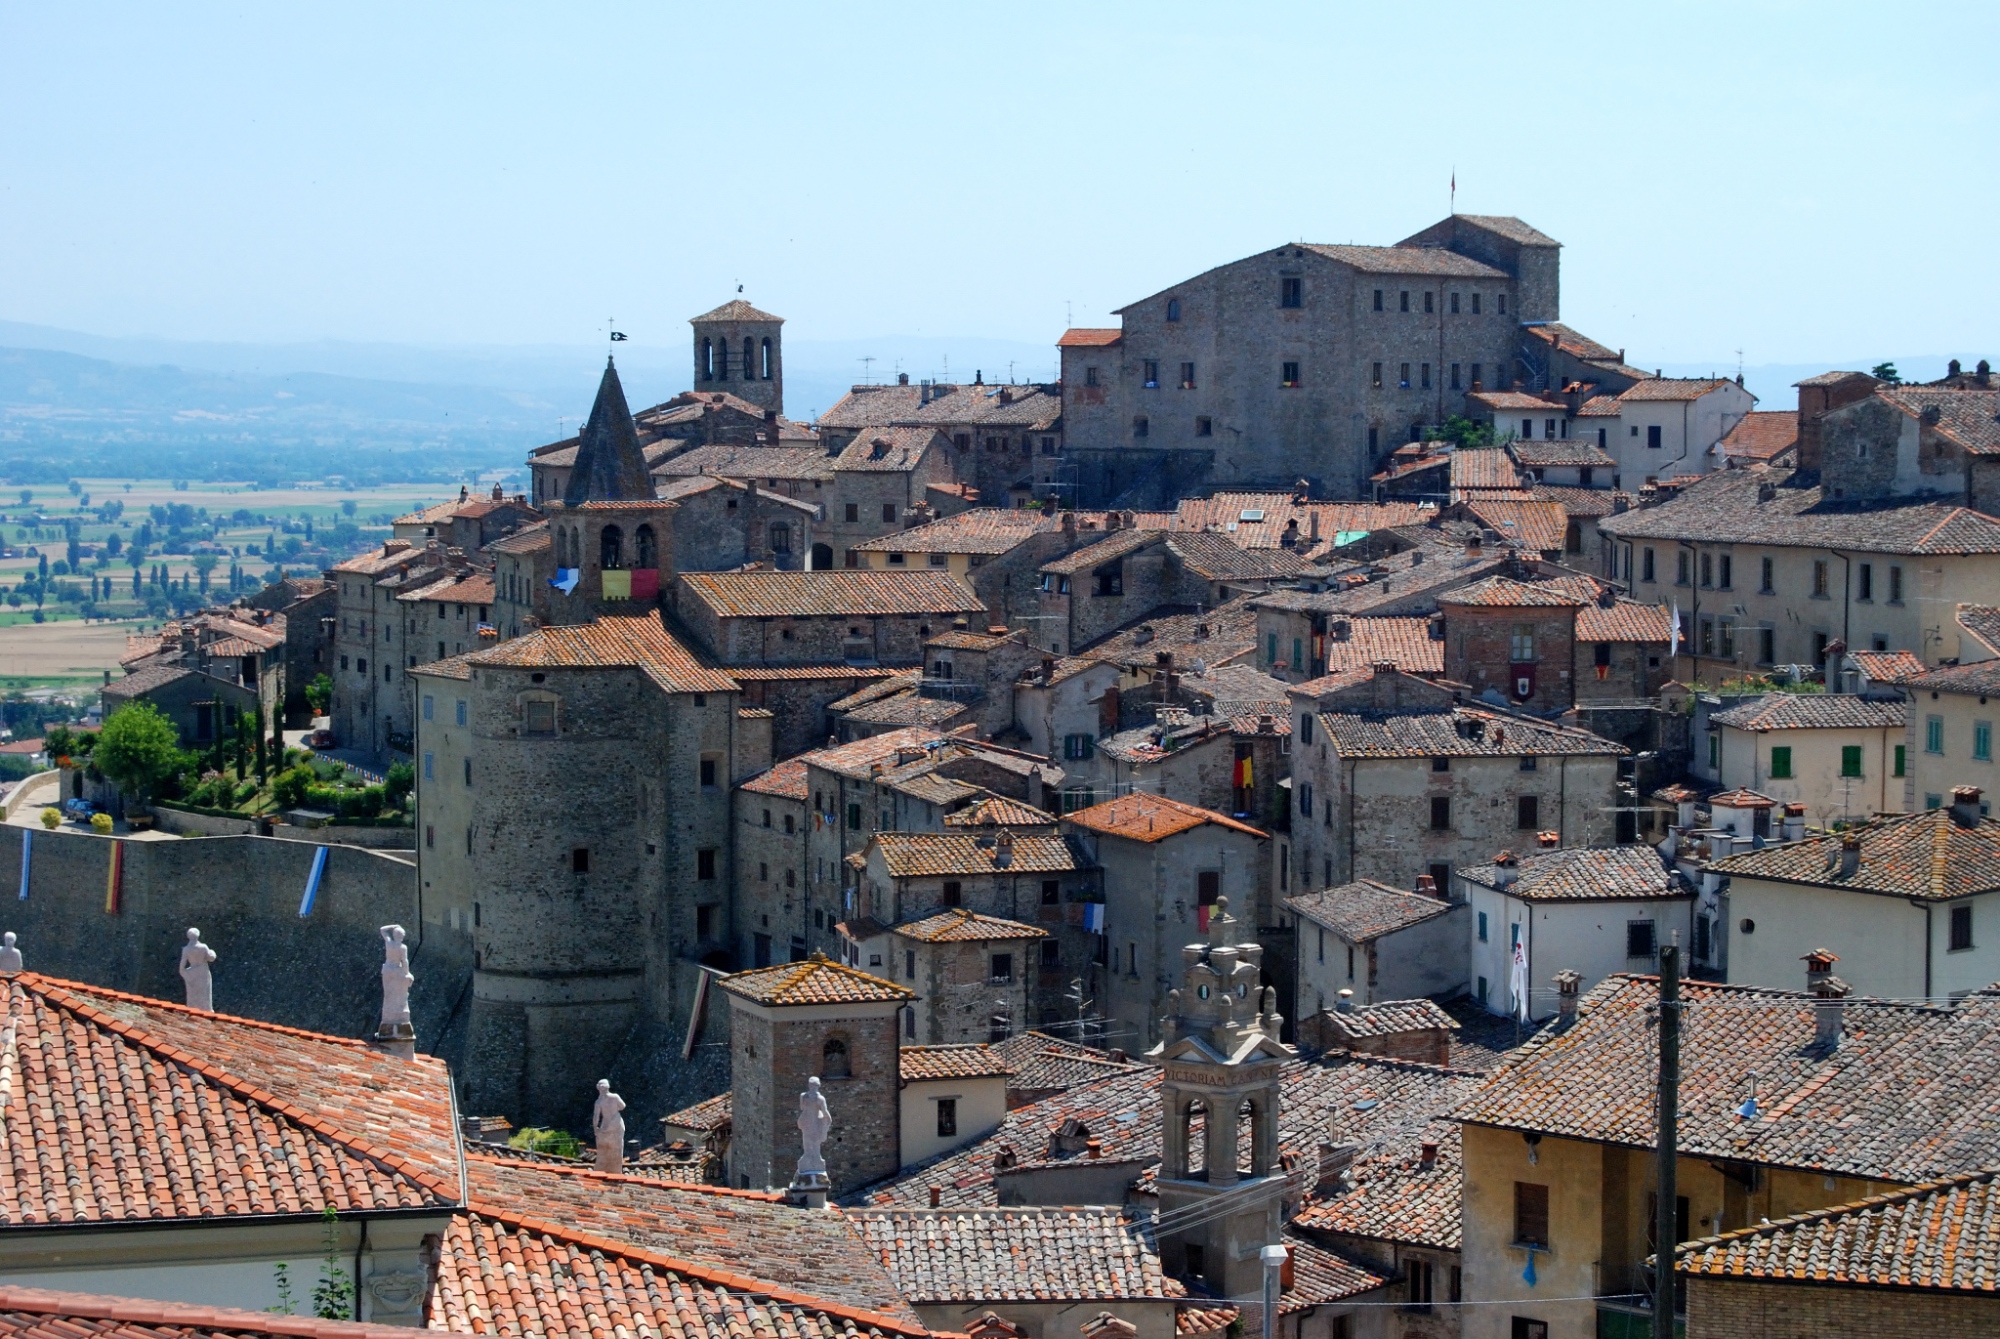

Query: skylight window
left=1239, top=509, right=1266, bottom=522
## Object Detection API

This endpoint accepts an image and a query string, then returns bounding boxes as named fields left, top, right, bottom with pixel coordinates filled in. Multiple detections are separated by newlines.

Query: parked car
left=305, top=728, right=336, bottom=749
left=61, top=798, right=101, bottom=823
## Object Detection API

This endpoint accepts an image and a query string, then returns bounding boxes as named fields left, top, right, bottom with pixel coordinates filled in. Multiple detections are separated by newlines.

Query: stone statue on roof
left=797, top=1075, right=832, bottom=1176
left=593, top=1079, right=627, bottom=1172
left=0, top=932, right=21, bottom=974
left=379, top=924, right=413, bottom=1030
left=180, top=928, right=215, bottom=1011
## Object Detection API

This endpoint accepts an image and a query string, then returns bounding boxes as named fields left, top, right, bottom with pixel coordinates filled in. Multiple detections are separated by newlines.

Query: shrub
left=304, top=784, right=344, bottom=811
left=89, top=812, right=112, bottom=834
left=337, top=785, right=386, bottom=819
left=384, top=760, right=414, bottom=806
left=272, top=764, right=315, bottom=810
left=38, top=808, right=58, bottom=829
left=507, top=1126, right=582, bottom=1159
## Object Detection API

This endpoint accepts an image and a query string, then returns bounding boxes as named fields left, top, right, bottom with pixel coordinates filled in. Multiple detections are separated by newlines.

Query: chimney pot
left=1419, top=1141, right=1439, bottom=1166
left=1085, top=1137, right=1102, bottom=1159
left=1951, top=786, right=1983, bottom=827
left=1537, top=829, right=1560, bottom=850
left=1107, top=1048, right=1127, bottom=1063
left=1336, top=988, right=1354, bottom=1013
left=1414, top=873, right=1438, bottom=897
left=1838, top=833, right=1861, bottom=878
left=1493, top=851, right=1519, bottom=888
left=1555, top=968, right=1583, bottom=1028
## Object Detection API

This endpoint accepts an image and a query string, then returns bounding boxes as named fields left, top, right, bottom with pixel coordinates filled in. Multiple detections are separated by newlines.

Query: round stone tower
left=691, top=299, right=784, bottom=417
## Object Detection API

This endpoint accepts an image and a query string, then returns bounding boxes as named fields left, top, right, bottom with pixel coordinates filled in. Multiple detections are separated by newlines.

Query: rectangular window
left=1894, top=744, right=1907, bottom=777
left=1626, top=920, right=1657, bottom=958
left=1180, top=362, right=1196, bottom=389
left=699, top=758, right=718, bottom=788
left=1407, top=1258, right=1433, bottom=1308
left=1951, top=904, right=1974, bottom=952
left=1267, top=632, right=1279, bottom=665
left=1761, top=556, right=1774, bottom=593
left=1371, top=361, right=1383, bottom=389
left=1471, top=362, right=1483, bottom=387
left=1813, top=560, right=1830, bottom=597
left=882, top=503, right=897, bottom=522
left=1642, top=548, right=1656, bottom=583
left=943, top=880, right=962, bottom=906
left=1450, top=362, right=1461, bottom=390
left=1677, top=551, right=1690, bottom=585
left=1513, top=1183, right=1550, bottom=1247
left=936, top=1098, right=957, bottom=1137
left=571, top=847, right=590, bottom=874
left=1430, top=863, right=1452, bottom=894
left=1890, top=565, right=1904, bottom=602
left=1509, top=625, right=1533, bottom=661
left=697, top=848, right=717, bottom=879
left=1758, top=627, right=1775, bottom=665
left=1398, top=362, right=1411, bottom=388
left=1718, top=555, right=1733, bottom=589
left=1142, top=359, right=1160, bottom=388
left=1928, top=715, right=1946, bottom=753
left=1472, top=293, right=1482, bottom=315
left=1041, top=939, right=1060, bottom=969
left=1399, top=291, right=1410, bottom=312
left=422, top=695, right=434, bottom=721
left=1196, top=416, right=1212, bottom=437
left=455, top=700, right=467, bottom=727
left=1516, top=795, right=1539, bottom=830
left=1858, top=563, right=1874, bottom=601
left=1449, top=291, right=1461, bottom=315
left=1064, top=734, right=1095, bottom=760
left=1477, top=911, right=1488, bottom=942
left=1709, top=734, right=1719, bottom=769
left=463, top=757, right=472, bottom=786
left=1647, top=424, right=1663, bottom=449
left=1423, top=291, right=1435, bottom=314
left=1498, top=293, right=1507, bottom=314
left=1281, top=361, right=1301, bottom=387
left=847, top=801, right=861, bottom=829
left=1977, top=722, right=1993, bottom=762
left=1840, top=744, right=1863, bottom=778
left=1372, top=289, right=1384, bottom=311
left=844, top=502, right=859, bottom=523
left=990, top=952, right=1013, bottom=983
left=1421, top=363, right=1432, bottom=390
left=1042, top=879, right=1060, bottom=905
left=1510, top=1321, right=1547, bottom=1339
left=425, top=825, right=434, bottom=849
left=1769, top=745, right=1793, bottom=779
left=1280, top=277, right=1302, bottom=308
left=696, top=904, right=715, bottom=938
left=1718, top=619, right=1735, bottom=660
left=1430, top=796, right=1451, bottom=831
left=423, top=752, right=435, bottom=781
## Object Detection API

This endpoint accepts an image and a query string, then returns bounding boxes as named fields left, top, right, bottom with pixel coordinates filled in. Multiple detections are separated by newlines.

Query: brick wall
left=726, top=1000, right=902, bottom=1193
left=1445, top=605, right=1580, bottom=713
left=735, top=786, right=809, bottom=968
left=1685, top=1276, right=2000, bottom=1339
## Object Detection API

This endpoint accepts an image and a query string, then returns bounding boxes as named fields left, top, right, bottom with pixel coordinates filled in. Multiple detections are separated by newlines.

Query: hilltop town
left=11, top=218, right=2000, bottom=1339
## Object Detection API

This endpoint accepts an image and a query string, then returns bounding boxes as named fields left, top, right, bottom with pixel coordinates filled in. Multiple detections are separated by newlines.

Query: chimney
left=1415, top=873, right=1438, bottom=897
left=1837, top=833, right=1861, bottom=879
left=1554, top=968, right=1582, bottom=1029
left=1257, top=713, right=1274, bottom=734
left=1419, top=1141, right=1439, bottom=1167
left=929, top=1186, right=942, bottom=1207
left=1611, top=494, right=1630, bottom=514
left=1331, top=618, right=1352, bottom=642
left=899, top=373, right=910, bottom=386
left=1492, top=850, right=1519, bottom=889
left=1041, top=654, right=1057, bottom=681
left=1107, top=1048, right=1127, bottom=1063
left=1410, top=549, right=1424, bottom=565
left=1061, top=510, right=1077, bottom=535
left=1804, top=950, right=1849, bottom=1047
left=1465, top=534, right=1483, bottom=560
left=1085, top=1137, right=1102, bottom=1160
left=994, top=828, right=1014, bottom=868
left=1951, top=785, right=1984, bottom=828
left=1537, top=829, right=1560, bottom=850
left=1335, top=988, right=1354, bottom=1013
left=1782, top=803, right=1806, bottom=842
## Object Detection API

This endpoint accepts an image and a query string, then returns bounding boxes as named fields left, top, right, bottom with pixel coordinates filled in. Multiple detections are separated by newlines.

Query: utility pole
left=1654, top=940, right=1681, bottom=1339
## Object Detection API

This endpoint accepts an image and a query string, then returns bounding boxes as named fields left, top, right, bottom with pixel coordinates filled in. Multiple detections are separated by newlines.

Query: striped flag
left=103, top=840, right=123, bottom=915
left=299, top=846, right=328, bottom=917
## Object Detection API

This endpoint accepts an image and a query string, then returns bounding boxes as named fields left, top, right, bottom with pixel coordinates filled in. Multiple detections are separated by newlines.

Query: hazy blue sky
left=3, top=2, right=1995, bottom=370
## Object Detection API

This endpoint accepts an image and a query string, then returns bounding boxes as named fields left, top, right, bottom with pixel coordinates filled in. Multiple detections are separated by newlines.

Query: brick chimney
left=994, top=828, right=1014, bottom=868
left=1804, top=949, right=1849, bottom=1048
left=1837, top=832, right=1861, bottom=879
left=1554, top=968, right=1582, bottom=1029
left=1537, top=829, right=1560, bottom=850
left=1492, top=850, right=1519, bottom=889
left=1330, top=618, right=1352, bottom=642
left=1781, top=802, right=1806, bottom=842
left=1414, top=873, right=1438, bottom=897
left=1951, top=785, right=1984, bottom=828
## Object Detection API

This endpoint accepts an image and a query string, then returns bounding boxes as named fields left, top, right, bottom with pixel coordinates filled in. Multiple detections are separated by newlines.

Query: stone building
left=100, top=661, right=260, bottom=751
left=1600, top=376, right=1756, bottom=486
left=718, top=955, right=913, bottom=1194
left=1062, top=794, right=1270, bottom=1052
left=692, top=299, right=785, bottom=417
left=1036, top=525, right=1308, bottom=656
left=327, top=539, right=459, bottom=757
left=884, top=906, right=1048, bottom=1045
left=735, top=751, right=826, bottom=970
left=819, top=377, right=1065, bottom=505
left=851, top=507, right=1104, bottom=631
left=1285, top=678, right=1625, bottom=895
left=1288, top=879, right=1466, bottom=1019
left=1059, top=215, right=1566, bottom=504
left=392, top=485, right=542, bottom=550
left=1437, top=574, right=1668, bottom=712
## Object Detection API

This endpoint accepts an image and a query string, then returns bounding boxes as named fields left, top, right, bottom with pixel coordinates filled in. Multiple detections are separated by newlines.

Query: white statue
left=797, top=1075, right=832, bottom=1177
left=593, top=1079, right=627, bottom=1172
left=379, top=925, right=414, bottom=1030
left=180, top=929, right=216, bottom=1011
left=0, top=932, right=21, bottom=973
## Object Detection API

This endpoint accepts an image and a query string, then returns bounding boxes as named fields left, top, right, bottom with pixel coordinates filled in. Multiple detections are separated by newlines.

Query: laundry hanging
left=600, top=568, right=632, bottom=600
left=550, top=568, right=580, bottom=594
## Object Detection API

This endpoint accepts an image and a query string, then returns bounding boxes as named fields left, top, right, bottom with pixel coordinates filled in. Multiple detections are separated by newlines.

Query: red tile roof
left=1878, top=386, right=2000, bottom=455
left=1600, top=468, right=2000, bottom=555
left=1063, top=793, right=1266, bottom=844
left=1619, top=377, right=1740, bottom=402
left=1709, top=808, right=2000, bottom=902
left=990, top=1033, right=1145, bottom=1094
left=1458, top=845, right=1685, bottom=902
left=0, top=1288, right=414, bottom=1339
left=1439, top=575, right=1587, bottom=608
left=1286, top=881, right=1456, bottom=941
left=1576, top=599, right=1671, bottom=644
left=1057, top=329, right=1124, bottom=348
left=873, top=833, right=1085, bottom=877
left=1709, top=693, right=1907, bottom=732
left=1458, top=497, right=1569, bottom=551
left=1167, top=496, right=1428, bottom=550
left=853, top=1206, right=1170, bottom=1304
left=0, top=974, right=460, bottom=1226
left=900, top=1045, right=1016, bottom=1082
left=1305, top=618, right=1445, bottom=676
left=1319, top=707, right=1626, bottom=759
left=853, top=509, right=1059, bottom=555
left=680, top=570, right=984, bottom=619
left=1449, top=450, right=1525, bottom=493
left=1676, top=1167, right=2000, bottom=1293
left=892, top=908, right=1047, bottom=944
left=1716, top=411, right=1800, bottom=462
left=740, top=754, right=820, bottom=800
left=942, top=796, right=1057, bottom=828
left=719, top=954, right=915, bottom=1007
left=1850, top=648, right=1927, bottom=683
left=466, top=612, right=738, bottom=694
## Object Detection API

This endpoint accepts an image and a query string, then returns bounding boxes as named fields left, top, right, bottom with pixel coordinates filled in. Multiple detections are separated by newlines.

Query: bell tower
left=691, top=299, right=784, bottom=417
left=1148, top=896, right=1294, bottom=1300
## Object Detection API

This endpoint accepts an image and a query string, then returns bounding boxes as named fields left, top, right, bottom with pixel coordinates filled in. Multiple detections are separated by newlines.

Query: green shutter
left=1769, top=746, right=1792, bottom=779
left=1841, top=745, right=1863, bottom=778
left=1895, top=744, right=1907, bottom=777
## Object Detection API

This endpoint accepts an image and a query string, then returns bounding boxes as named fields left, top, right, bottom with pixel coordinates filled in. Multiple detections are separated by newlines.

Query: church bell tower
left=1147, top=896, right=1294, bottom=1300
left=691, top=299, right=784, bottom=417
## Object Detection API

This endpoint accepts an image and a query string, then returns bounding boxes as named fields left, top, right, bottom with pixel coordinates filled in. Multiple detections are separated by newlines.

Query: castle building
left=1059, top=215, right=1563, bottom=505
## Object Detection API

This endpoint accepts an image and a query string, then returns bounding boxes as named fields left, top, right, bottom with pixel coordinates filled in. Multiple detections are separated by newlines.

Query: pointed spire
left=563, top=357, right=654, bottom=505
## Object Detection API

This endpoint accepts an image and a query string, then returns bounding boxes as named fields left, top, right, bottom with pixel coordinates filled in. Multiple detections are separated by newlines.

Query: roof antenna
left=1450, top=166, right=1456, bottom=215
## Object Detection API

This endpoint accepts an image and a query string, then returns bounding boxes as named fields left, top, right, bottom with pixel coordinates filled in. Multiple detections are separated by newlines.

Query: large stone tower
left=691, top=299, right=784, bottom=417
left=1147, top=897, right=1295, bottom=1300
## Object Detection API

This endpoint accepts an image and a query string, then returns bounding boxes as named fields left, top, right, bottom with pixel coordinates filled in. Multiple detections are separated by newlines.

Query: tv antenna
left=859, top=355, right=876, bottom=385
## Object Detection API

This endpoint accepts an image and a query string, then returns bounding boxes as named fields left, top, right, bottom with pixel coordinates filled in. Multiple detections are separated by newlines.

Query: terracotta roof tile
left=1063, top=794, right=1265, bottom=844
left=719, top=955, right=915, bottom=1006
left=1165, top=496, right=1429, bottom=550
left=1286, top=882, right=1455, bottom=941
left=1961, top=604, right=2000, bottom=658
left=1619, top=377, right=1739, bottom=402
left=892, top=908, right=1046, bottom=944
left=1851, top=648, right=1928, bottom=684
left=465, top=612, right=738, bottom=694
left=900, top=1045, right=1016, bottom=1082
left=1449, top=450, right=1525, bottom=493
left=1599, top=469, right=2000, bottom=555
left=1297, top=617, right=1444, bottom=676
left=1709, top=694, right=1907, bottom=732
left=990, top=1033, right=1145, bottom=1094
left=1509, top=441, right=1617, bottom=469
left=661, top=1091, right=733, bottom=1133
left=1313, top=998, right=1460, bottom=1041
left=1320, top=707, right=1626, bottom=759
left=943, top=796, right=1056, bottom=828
left=680, top=570, right=984, bottom=619
left=1458, top=498, right=1570, bottom=552
left=1576, top=599, right=1671, bottom=643
left=652, top=444, right=836, bottom=482
left=740, top=754, right=820, bottom=800
left=1716, top=411, right=1800, bottom=462
left=853, top=509, right=1059, bottom=555
left=1531, top=484, right=1635, bottom=517
left=1709, top=808, right=2000, bottom=901
left=873, top=833, right=1085, bottom=878
left=852, top=1206, right=1169, bottom=1303
left=1163, top=532, right=1313, bottom=582
left=1459, top=845, right=1685, bottom=902
left=1439, top=575, right=1588, bottom=608
left=1878, top=386, right=2000, bottom=455
left=1057, top=329, right=1124, bottom=348
left=834, top=426, right=950, bottom=473
left=0, top=1287, right=414, bottom=1339
left=1675, top=1167, right=2000, bottom=1292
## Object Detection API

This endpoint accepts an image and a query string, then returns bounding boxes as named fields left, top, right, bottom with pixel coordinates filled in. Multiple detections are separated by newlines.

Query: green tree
left=1436, top=414, right=1495, bottom=450
left=304, top=674, right=334, bottom=715
left=15, top=489, right=28, bottom=508
left=384, top=759, right=415, bottom=807
left=95, top=702, right=187, bottom=801
left=272, top=763, right=315, bottom=809
left=340, top=498, right=358, bottom=518
left=193, top=552, right=219, bottom=593
left=1871, top=362, right=1902, bottom=384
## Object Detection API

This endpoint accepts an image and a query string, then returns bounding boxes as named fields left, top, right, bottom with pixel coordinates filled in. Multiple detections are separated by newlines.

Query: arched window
left=701, top=338, right=714, bottom=381
left=769, top=522, right=791, bottom=554
left=600, top=524, right=624, bottom=570
left=811, top=542, right=833, bottom=571
left=1166, top=298, right=1181, bottom=322
left=761, top=337, right=774, bottom=380
left=743, top=338, right=755, bottom=382
left=821, top=1036, right=850, bottom=1079
left=716, top=339, right=729, bottom=380
left=634, top=523, right=657, bottom=569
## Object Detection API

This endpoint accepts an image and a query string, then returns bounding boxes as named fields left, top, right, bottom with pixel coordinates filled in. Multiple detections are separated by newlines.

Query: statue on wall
left=593, top=1079, right=627, bottom=1172
left=180, top=928, right=215, bottom=1011
left=0, top=932, right=22, bottom=974
left=379, top=925, right=414, bottom=1031
left=797, top=1075, right=832, bottom=1176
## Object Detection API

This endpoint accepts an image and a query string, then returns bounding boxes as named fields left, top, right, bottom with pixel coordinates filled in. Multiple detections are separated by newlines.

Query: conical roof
left=691, top=299, right=783, bottom=324
left=563, top=357, right=655, bottom=505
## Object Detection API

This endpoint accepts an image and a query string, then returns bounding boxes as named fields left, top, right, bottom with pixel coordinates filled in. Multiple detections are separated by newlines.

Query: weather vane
left=608, top=317, right=626, bottom=345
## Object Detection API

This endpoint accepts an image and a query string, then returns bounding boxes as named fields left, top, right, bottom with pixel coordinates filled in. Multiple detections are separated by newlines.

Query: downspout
left=353, top=1215, right=369, bottom=1321
left=1829, top=549, right=1853, bottom=674
left=1344, top=758, right=1356, bottom=885
left=1677, top=541, right=1698, bottom=686
left=1913, top=898, right=1934, bottom=1001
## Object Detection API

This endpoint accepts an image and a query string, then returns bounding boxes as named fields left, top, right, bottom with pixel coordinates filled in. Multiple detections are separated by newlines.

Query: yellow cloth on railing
left=600, top=569, right=632, bottom=600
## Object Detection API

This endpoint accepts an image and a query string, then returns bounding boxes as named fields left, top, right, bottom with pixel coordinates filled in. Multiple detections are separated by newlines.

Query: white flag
left=1669, top=604, right=1682, bottom=658
left=1510, top=938, right=1530, bottom=1022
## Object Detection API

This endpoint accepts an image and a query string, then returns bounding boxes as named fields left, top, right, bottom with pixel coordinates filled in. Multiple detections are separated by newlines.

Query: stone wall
left=0, top=825, right=465, bottom=1047
left=1444, top=605, right=1579, bottom=713
left=726, top=1000, right=902, bottom=1194
left=1685, top=1277, right=2000, bottom=1339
